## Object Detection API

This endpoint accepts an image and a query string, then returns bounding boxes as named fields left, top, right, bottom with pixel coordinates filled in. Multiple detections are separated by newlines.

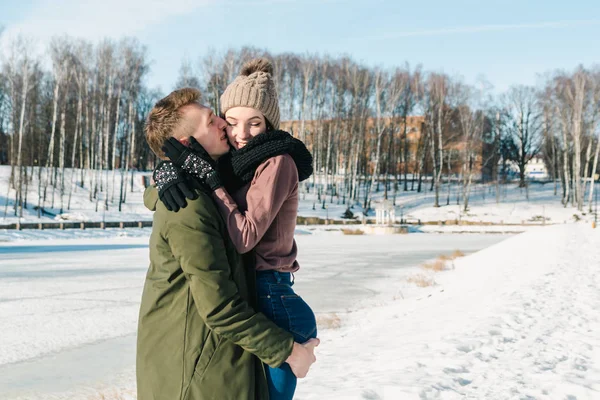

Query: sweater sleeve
left=213, top=155, right=298, bottom=254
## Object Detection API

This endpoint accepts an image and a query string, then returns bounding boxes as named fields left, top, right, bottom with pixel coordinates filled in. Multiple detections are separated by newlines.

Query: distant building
left=498, top=156, right=550, bottom=182
left=525, top=156, right=549, bottom=180
left=280, top=115, right=489, bottom=179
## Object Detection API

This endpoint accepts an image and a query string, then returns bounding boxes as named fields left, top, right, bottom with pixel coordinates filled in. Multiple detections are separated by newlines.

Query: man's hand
left=162, top=137, right=223, bottom=191
left=286, top=338, right=320, bottom=378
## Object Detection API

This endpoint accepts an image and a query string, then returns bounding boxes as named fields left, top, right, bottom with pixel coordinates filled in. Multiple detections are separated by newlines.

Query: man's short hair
left=145, top=88, right=202, bottom=159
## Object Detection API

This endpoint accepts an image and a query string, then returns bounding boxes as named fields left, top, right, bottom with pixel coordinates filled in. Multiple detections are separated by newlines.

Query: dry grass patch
left=407, top=274, right=436, bottom=287
left=421, top=250, right=466, bottom=272
left=451, top=249, right=465, bottom=259
left=316, top=313, right=342, bottom=329
left=421, top=259, right=448, bottom=272
left=341, top=228, right=364, bottom=235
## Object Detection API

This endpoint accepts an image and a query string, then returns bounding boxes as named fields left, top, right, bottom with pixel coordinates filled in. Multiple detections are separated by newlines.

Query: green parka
left=137, top=186, right=294, bottom=400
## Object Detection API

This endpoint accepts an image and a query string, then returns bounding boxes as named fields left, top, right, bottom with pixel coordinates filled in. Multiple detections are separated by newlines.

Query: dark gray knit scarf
left=218, top=130, right=313, bottom=193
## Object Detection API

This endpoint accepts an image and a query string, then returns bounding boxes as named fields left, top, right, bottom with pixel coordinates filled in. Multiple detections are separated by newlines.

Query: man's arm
left=165, top=197, right=294, bottom=368
left=143, top=185, right=158, bottom=211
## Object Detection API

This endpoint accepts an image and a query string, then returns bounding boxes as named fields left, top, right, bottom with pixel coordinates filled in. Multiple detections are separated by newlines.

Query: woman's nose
left=235, top=125, right=251, bottom=139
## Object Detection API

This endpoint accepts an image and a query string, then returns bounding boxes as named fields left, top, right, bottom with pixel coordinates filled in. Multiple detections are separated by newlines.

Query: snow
left=0, top=166, right=153, bottom=225
left=2, top=164, right=600, bottom=398
left=296, top=224, right=600, bottom=399
left=0, top=227, right=153, bottom=243
left=1, top=166, right=597, bottom=232
left=1, top=224, right=599, bottom=399
left=0, top=238, right=148, bottom=366
left=296, top=178, right=598, bottom=226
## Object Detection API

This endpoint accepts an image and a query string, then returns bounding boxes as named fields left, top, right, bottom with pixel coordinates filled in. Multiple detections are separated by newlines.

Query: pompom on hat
left=220, top=57, right=280, bottom=129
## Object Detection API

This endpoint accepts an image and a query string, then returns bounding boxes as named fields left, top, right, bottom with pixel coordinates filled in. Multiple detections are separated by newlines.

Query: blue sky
left=1, top=0, right=599, bottom=93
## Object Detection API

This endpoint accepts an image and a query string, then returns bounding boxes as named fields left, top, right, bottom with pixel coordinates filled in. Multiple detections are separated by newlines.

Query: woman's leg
left=257, top=271, right=318, bottom=400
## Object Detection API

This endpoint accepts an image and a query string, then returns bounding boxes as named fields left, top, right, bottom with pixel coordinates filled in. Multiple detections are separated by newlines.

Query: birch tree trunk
left=44, top=74, right=61, bottom=206
left=15, top=55, right=31, bottom=217
left=570, top=72, right=586, bottom=210
left=562, top=124, right=571, bottom=207
left=68, top=81, right=84, bottom=210
left=103, top=69, right=114, bottom=210
left=111, top=86, right=122, bottom=204
left=588, top=135, right=600, bottom=212
left=58, top=97, right=67, bottom=213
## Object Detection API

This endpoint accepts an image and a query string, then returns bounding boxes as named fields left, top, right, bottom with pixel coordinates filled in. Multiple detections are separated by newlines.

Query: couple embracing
left=136, top=58, right=320, bottom=400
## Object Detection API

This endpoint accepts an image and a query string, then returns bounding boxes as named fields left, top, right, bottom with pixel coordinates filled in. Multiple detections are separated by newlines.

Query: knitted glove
left=152, top=161, right=198, bottom=212
left=162, top=137, right=223, bottom=191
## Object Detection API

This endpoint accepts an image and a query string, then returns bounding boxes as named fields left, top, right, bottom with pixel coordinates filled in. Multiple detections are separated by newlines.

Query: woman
left=161, top=58, right=318, bottom=400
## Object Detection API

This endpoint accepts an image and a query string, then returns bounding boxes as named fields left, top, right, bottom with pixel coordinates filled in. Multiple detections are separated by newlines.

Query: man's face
left=180, top=104, right=229, bottom=159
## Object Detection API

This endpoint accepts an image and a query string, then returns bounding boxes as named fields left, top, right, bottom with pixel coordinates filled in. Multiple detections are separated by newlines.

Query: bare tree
left=4, top=41, right=600, bottom=223
left=564, top=68, right=587, bottom=210
left=424, top=73, right=451, bottom=207
left=365, top=67, right=403, bottom=207
left=174, top=56, right=201, bottom=89
left=4, top=36, right=38, bottom=217
left=586, top=69, right=600, bottom=212
left=504, top=85, right=542, bottom=188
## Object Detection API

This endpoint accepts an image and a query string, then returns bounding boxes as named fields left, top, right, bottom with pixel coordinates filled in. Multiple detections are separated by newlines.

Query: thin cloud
left=227, top=0, right=346, bottom=5
left=364, top=19, right=600, bottom=41
left=1, top=0, right=214, bottom=49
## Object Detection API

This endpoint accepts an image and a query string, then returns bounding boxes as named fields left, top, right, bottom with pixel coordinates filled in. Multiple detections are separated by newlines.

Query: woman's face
left=225, top=107, right=267, bottom=150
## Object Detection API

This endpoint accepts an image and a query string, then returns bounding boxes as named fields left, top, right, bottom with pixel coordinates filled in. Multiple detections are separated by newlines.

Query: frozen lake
left=0, top=232, right=509, bottom=399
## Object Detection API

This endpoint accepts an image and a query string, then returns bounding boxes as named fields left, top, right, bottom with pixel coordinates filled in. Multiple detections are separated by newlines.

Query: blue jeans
left=256, top=270, right=317, bottom=400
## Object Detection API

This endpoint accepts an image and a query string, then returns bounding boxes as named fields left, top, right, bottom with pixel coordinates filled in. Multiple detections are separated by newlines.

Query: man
left=137, top=88, right=318, bottom=400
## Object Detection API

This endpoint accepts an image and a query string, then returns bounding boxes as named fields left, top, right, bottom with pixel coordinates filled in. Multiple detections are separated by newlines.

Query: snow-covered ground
left=0, top=226, right=153, bottom=243
left=1, top=166, right=597, bottom=230
left=0, top=166, right=152, bottom=224
left=0, top=231, right=506, bottom=399
left=300, top=224, right=600, bottom=399
left=1, top=224, right=599, bottom=399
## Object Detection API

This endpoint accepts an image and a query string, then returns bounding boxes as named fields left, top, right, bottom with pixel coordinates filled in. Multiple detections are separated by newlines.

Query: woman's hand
left=152, top=161, right=197, bottom=212
left=286, top=338, right=320, bottom=378
left=162, top=137, right=223, bottom=191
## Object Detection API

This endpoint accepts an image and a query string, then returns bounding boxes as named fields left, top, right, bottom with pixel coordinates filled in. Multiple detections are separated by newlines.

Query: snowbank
left=295, top=224, right=600, bottom=399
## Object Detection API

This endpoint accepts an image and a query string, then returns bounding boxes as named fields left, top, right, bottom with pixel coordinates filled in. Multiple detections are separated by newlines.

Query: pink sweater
left=213, top=154, right=300, bottom=273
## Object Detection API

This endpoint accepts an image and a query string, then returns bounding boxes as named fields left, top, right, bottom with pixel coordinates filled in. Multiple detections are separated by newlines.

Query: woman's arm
left=213, top=154, right=298, bottom=254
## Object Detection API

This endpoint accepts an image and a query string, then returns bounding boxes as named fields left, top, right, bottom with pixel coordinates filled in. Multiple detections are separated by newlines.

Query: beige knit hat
left=220, top=58, right=280, bottom=130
